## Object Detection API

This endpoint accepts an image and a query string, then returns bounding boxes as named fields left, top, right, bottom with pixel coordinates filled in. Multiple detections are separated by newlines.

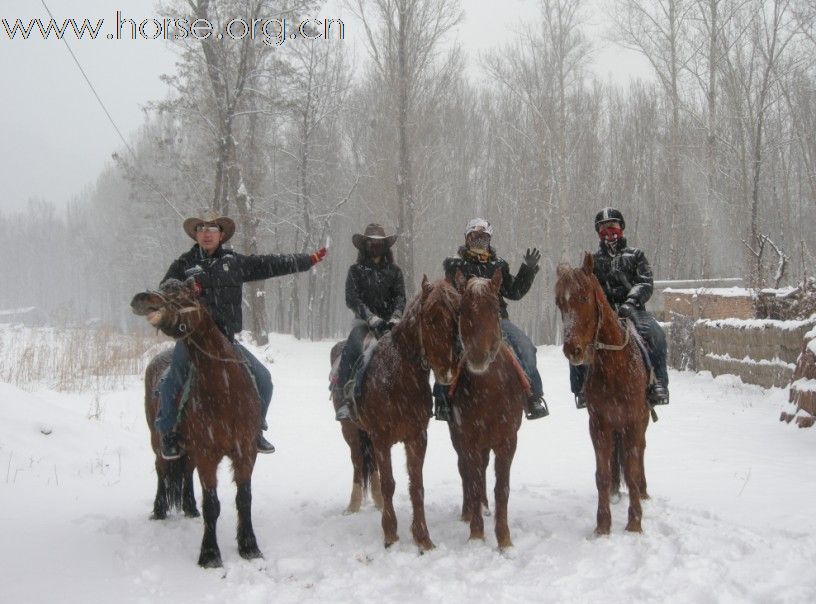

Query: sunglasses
left=196, top=225, right=222, bottom=233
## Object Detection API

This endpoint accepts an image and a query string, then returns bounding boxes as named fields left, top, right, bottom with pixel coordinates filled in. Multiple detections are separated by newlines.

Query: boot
left=160, top=431, right=182, bottom=460
left=574, top=392, right=587, bottom=409
left=256, top=433, right=276, bottom=454
left=434, top=390, right=452, bottom=422
left=335, top=400, right=355, bottom=422
left=525, top=394, right=550, bottom=420
left=648, top=382, right=670, bottom=406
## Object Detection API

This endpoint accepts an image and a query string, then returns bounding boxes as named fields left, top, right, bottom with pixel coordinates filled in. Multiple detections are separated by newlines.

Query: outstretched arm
left=501, top=249, right=540, bottom=300
left=238, top=252, right=313, bottom=282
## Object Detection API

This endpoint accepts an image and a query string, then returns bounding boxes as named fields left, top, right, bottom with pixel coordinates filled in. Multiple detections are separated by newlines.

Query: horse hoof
left=593, top=527, right=610, bottom=537
left=625, top=523, right=643, bottom=533
left=417, top=539, right=435, bottom=552
left=184, top=508, right=200, bottom=518
left=343, top=505, right=361, bottom=515
left=641, top=492, right=651, bottom=500
left=198, top=551, right=223, bottom=568
left=240, top=547, right=263, bottom=560
left=150, top=510, right=167, bottom=521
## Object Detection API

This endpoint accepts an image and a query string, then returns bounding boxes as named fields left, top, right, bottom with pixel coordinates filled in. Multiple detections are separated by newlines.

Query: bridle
left=592, top=290, right=630, bottom=352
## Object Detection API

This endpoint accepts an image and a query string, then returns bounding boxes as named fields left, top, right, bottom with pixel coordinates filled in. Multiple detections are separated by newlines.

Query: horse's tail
left=164, top=457, right=186, bottom=511
left=359, top=429, right=375, bottom=492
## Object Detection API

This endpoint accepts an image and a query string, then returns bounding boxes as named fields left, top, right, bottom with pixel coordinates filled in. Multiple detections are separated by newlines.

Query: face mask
left=467, top=233, right=491, bottom=251
left=367, top=240, right=386, bottom=257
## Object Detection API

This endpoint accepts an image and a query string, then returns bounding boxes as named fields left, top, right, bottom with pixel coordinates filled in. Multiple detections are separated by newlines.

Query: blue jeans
left=433, top=319, right=543, bottom=400
left=156, top=340, right=272, bottom=435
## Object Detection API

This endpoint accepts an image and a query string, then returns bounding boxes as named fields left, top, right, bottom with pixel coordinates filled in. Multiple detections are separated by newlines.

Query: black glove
left=523, top=247, right=541, bottom=269
left=617, top=301, right=636, bottom=318
left=387, top=311, right=402, bottom=327
left=367, top=315, right=386, bottom=332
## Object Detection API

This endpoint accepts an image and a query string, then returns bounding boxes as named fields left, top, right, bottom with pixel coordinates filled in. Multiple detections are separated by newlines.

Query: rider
left=438, top=218, right=550, bottom=421
left=334, top=223, right=406, bottom=421
left=570, top=207, right=670, bottom=408
left=157, top=209, right=327, bottom=460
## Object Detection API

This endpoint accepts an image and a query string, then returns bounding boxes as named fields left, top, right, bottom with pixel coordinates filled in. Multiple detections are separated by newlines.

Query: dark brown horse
left=555, top=253, right=650, bottom=535
left=143, top=348, right=199, bottom=520
left=131, top=280, right=263, bottom=567
left=329, top=340, right=383, bottom=513
left=355, top=276, right=461, bottom=550
left=447, top=271, right=526, bottom=550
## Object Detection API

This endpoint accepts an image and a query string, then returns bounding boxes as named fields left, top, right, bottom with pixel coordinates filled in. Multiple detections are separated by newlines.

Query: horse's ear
left=421, top=274, right=432, bottom=300
left=489, top=269, right=503, bottom=293
left=581, top=252, right=594, bottom=275
left=556, top=263, right=570, bottom=279
left=454, top=269, right=468, bottom=293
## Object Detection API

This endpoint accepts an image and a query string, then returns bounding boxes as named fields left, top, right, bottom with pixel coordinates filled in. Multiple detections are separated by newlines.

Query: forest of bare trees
left=3, top=0, right=815, bottom=344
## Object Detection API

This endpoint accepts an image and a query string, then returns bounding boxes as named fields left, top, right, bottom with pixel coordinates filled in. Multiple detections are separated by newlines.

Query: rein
left=174, top=303, right=247, bottom=365
left=592, top=291, right=630, bottom=352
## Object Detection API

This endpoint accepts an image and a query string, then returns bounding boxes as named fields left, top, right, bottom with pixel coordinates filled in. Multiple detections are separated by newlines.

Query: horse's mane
left=394, top=278, right=459, bottom=343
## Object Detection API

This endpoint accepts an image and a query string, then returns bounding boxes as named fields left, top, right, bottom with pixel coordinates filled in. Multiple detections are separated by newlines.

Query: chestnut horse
left=329, top=340, right=383, bottom=513
left=355, top=276, right=461, bottom=550
left=143, top=348, right=199, bottom=520
left=447, top=271, right=526, bottom=550
left=131, top=280, right=263, bottom=567
left=555, top=253, right=650, bottom=535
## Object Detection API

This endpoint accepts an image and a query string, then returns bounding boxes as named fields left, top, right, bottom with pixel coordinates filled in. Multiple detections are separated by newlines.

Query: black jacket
left=162, top=244, right=312, bottom=340
left=593, top=238, right=654, bottom=310
left=345, top=258, right=406, bottom=321
left=443, top=246, right=538, bottom=319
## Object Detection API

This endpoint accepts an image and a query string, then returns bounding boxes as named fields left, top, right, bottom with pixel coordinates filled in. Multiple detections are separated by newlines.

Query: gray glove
left=523, top=247, right=541, bottom=268
left=367, top=315, right=386, bottom=331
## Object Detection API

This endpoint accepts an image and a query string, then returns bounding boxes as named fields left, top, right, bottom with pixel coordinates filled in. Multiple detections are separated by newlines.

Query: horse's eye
left=579, top=296, right=589, bottom=304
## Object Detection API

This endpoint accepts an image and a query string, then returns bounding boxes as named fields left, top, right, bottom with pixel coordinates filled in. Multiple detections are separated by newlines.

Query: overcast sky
left=0, top=0, right=649, bottom=213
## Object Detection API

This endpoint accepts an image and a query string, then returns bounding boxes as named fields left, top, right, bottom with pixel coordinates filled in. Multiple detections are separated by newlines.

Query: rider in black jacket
left=156, top=210, right=326, bottom=459
left=334, top=224, right=406, bottom=421
left=570, top=207, right=670, bottom=408
left=437, top=218, right=550, bottom=421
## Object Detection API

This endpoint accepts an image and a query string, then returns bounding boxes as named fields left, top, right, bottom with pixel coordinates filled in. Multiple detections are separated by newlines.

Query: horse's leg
left=373, top=442, right=399, bottom=547
left=590, top=423, right=613, bottom=536
left=493, top=439, right=517, bottom=551
left=234, top=454, right=262, bottom=559
left=197, top=460, right=222, bottom=568
left=481, top=448, right=491, bottom=516
left=151, top=457, right=169, bottom=520
left=405, top=433, right=435, bottom=551
left=639, top=417, right=650, bottom=500
left=182, top=458, right=199, bottom=518
left=462, top=449, right=484, bottom=541
left=621, top=429, right=644, bottom=533
left=342, top=423, right=364, bottom=514
left=610, top=432, right=622, bottom=504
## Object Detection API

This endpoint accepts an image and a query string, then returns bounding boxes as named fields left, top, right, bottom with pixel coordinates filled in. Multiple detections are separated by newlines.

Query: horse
left=131, top=279, right=263, bottom=567
left=446, top=270, right=526, bottom=550
left=555, top=252, right=650, bottom=535
left=329, top=340, right=383, bottom=513
left=355, top=276, right=461, bottom=550
left=143, top=348, right=199, bottom=520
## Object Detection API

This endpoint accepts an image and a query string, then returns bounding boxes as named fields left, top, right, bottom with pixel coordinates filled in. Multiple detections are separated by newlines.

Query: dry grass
left=0, top=325, right=169, bottom=392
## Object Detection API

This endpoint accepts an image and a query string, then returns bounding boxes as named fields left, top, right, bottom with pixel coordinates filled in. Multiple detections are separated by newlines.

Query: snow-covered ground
left=2, top=332, right=815, bottom=603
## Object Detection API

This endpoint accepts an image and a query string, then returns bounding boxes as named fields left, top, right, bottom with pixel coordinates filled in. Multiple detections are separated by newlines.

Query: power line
left=39, top=0, right=185, bottom=219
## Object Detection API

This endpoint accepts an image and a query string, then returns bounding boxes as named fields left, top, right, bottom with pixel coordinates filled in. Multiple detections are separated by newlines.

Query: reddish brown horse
left=447, top=271, right=526, bottom=550
left=143, top=349, right=199, bottom=520
left=555, top=253, right=650, bottom=535
left=329, top=341, right=383, bottom=513
left=355, top=276, right=461, bottom=550
left=131, top=280, right=262, bottom=567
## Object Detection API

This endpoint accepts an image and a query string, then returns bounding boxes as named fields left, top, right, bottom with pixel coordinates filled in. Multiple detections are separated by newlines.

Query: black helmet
left=594, top=207, right=625, bottom=232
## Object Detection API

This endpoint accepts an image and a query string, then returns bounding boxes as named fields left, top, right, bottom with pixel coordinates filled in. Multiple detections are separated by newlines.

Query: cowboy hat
left=183, top=209, right=236, bottom=243
left=352, top=223, right=397, bottom=250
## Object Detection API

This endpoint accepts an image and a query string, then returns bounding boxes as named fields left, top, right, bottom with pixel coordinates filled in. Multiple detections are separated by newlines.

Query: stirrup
left=525, top=395, right=550, bottom=420
left=335, top=401, right=355, bottom=422
left=574, top=393, right=587, bottom=409
left=648, top=383, right=670, bottom=406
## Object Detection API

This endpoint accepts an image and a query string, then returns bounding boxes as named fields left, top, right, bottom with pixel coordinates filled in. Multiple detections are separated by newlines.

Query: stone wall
left=692, top=318, right=815, bottom=389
